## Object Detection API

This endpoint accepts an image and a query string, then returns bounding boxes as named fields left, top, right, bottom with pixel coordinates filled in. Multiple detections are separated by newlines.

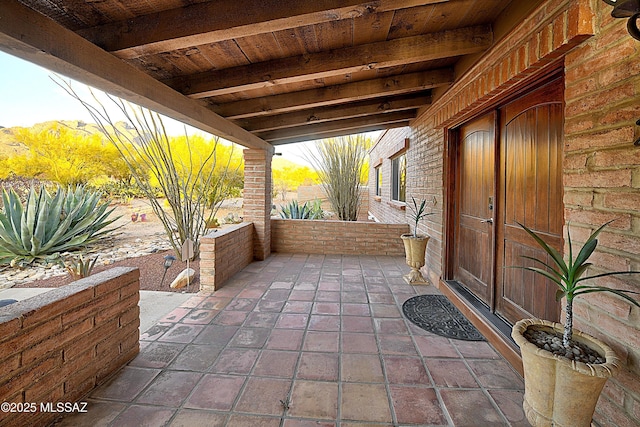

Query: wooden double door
left=452, top=77, right=564, bottom=325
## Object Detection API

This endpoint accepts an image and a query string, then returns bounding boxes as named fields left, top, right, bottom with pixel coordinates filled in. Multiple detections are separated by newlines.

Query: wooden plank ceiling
left=9, top=0, right=512, bottom=146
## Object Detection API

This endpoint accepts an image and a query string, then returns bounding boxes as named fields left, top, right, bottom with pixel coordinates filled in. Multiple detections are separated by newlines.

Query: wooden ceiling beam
left=258, top=110, right=416, bottom=143
left=271, top=122, right=411, bottom=145
left=0, top=0, right=272, bottom=152
left=77, top=0, right=447, bottom=60
left=166, top=25, right=491, bottom=98
left=236, top=94, right=431, bottom=132
left=214, top=68, right=453, bottom=119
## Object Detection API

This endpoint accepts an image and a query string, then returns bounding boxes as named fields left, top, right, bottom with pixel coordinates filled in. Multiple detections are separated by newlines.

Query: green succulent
left=63, top=254, right=99, bottom=280
left=279, top=200, right=321, bottom=220
left=0, top=185, right=120, bottom=266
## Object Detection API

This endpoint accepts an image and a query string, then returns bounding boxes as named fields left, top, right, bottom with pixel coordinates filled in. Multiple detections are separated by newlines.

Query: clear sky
left=0, top=50, right=374, bottom=165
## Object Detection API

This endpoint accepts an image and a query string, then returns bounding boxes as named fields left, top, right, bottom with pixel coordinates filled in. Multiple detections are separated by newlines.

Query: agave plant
left=279, top=200, right=322, bottom=220
left=0, top=185, right=120, bottom=266
left=63, top=254, right=99, bottom=280
left=517, top=221, right=640, bottom=347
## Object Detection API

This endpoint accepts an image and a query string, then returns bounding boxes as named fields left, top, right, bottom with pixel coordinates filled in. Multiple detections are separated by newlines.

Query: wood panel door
left=453, top=112, right=496, bottom=306
left=495, top=78, right=564, bottom=324
left=451, top=77, right=564, bottom=325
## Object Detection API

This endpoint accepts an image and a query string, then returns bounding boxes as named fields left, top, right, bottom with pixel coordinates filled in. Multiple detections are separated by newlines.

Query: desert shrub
left=0, top=185, right=119, bottom=266
left=304, top=135, right=369, bottom=221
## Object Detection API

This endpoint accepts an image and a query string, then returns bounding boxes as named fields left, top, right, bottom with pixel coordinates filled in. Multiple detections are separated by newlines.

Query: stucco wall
left=368, top=1, right=640, bottom=424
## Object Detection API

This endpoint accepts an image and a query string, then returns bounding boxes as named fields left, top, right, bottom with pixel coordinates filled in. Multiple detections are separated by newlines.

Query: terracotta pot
left=511, top=318, right=621, bottom=427
left=400, top=234, right=430, bottom=285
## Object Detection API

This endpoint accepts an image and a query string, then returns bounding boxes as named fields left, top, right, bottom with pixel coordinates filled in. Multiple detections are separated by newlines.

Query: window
left=375, top=166, right=382, bottom=196
left=391, top=153, right=406, bottom=202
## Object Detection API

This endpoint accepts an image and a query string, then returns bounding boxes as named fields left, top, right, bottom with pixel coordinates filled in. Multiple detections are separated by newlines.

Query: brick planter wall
left=200, top=222, right=254, bottom=291
left=0, top=267, right=140, bottom=427
left=271, top=219, right=408, bottom=255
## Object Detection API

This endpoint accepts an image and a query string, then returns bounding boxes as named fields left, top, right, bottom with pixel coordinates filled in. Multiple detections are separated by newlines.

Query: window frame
left=391, top=153, right=406, bottom=203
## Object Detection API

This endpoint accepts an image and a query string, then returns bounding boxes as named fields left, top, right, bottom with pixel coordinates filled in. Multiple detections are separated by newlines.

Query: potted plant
left=511, top=221, right=639, bottom=427
left=400, top=197, right=432, bottom=285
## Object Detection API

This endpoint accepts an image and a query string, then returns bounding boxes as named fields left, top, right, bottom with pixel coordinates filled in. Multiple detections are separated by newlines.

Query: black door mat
left=402, top=294, right=485, bottom=341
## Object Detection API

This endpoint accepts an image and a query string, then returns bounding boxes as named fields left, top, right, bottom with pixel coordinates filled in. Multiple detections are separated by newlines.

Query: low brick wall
left=0, top=267, right=140, bottom=427
left=271, top=219, right=408, bottom=255
left=200, top=222, right=254, bottom=291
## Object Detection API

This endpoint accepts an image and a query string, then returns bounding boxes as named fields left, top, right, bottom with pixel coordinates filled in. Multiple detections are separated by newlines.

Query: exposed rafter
left=164, top=26, right=490, bottom=98
left=0, top=1, right=273, bottom=151
left=213, top=69, right=453, bottom=119
left=271, top=122, right=411, bottom=146
left=77, top=0, right=448, bottom=59
left=235, top=94, right=432, bottom=132
left=258, top=111, right=416, bottom=144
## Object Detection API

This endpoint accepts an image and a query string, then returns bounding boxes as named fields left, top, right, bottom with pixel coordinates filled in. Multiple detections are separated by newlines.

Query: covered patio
left=55, top=254, right=526, bottom=426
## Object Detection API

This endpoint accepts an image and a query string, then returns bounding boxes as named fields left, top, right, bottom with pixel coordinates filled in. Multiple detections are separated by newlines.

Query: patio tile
left=312, top=302, right=340, bottom=315
left=129, top=342, right=185, bottom=369
left=382, top=355, right=430, bottom=385
left=229, top=327, right=271, bottom=348
left=244, top=311, right=280, bottom=328
left=213, top=310, right=249, bottom=325
left=157, top=324, right=205, bottom=344
left=454, top=340, right=501, bottom=359
left=296, top=352, right=339, bottom=381
left=341, top=383, right=391, bottom=423
left=159, top=307, right=191, bottom=323
left=440, top=389, right=506, bottom=426
left=256, top=299, right=287, bottom=312
left=226, top=415, right=282, bottom=426
left=235, top=377, right=292, bottom=415
left=341, top=333, right=378, bottom=354
left=424, top=359, right=478, bottom=388
left=289, top=290, right=316, bottom=301
left=316, top=291, right=341, bottom=302
left=179, top=295, right=207, bottom=309
left=341, top=316, right=374, bottom=333
left=253, top=350, right=299, bottom=378
left=180, top=309, right=218, bottom=325
left=283, top=420, right=336, bottom=427
left=467, top=359, right=525, bottom=389
left=266, top=329, right=305, bottom=350
left=288, top=380, right=339, bottom=419
left=377, top=334, right=418, bottom=356
left=488, top=390, right=529, bottom=426
left=389, top=385, right=447, bottom=425
left=90, top=366, right=160, bottom=402
left=341, top=303, right=370, bottom=316
left=199, top=296, right=232, bottom=310
left=226, top=298, right=258, bottom=311
left=370, top=304, right=401, bottom=318
left=283, top=301, right=313, bottom=313
left=169, top=409, right=227, bottom=427
left=276, top=313, right=309, bottom=329
left=140, top=323, right=173, bottom=341
left=184, top=374, right=246, bottom=411
left=341, top=353, right=384, bottom=383
left=238, top=288, right=267, bottom=299
left=110, top=405, right=175, bottom=427
left=413, top=335, right=460, bottom=358
left=271, top=281, right=294, bottom=289
left=308, top=314, right=341, bottom=331
left=264, top=289, right=291, bottom=301
left=303, top=331, right=339, bottom=352
left=373, top=318, right=408, bottom=334
left=211, top=348, right=260, bottom=374
left=194, top=324, right=238, bottom=346
left=367, top=293, right=395, bottom=304
left=52, top=400, right=126, bottom=426
left=136, top=370, right=202, bottom=406
left=168, top=344, right=222, bottom=371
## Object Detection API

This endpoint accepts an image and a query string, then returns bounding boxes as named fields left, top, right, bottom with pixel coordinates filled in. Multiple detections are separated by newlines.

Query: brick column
left=243, top=148, right=273, bottom=260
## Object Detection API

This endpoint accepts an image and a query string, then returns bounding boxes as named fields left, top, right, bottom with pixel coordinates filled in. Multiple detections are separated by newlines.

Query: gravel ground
left=15, top=250, right=201, bottom=293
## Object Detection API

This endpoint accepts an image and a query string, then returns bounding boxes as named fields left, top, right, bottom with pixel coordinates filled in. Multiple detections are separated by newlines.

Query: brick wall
left=368, top=1, right=640, bottom=424
left=243, top=148, right=273, bottom=260
left=563, top=3, right=640, bottom=425
left=271, top=219, right=408, bottom=256
left=0, top=267, right=140, bottom=427
left=200, top=222, right=254, bottom=291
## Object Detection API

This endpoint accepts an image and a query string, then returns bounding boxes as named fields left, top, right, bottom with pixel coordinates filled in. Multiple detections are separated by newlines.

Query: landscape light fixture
left=160, top=255, right=176, bottom=287
left=602, top=0, right=640, bottom=40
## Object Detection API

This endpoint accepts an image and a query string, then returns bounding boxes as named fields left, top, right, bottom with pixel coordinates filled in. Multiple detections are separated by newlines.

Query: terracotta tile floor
left=55, top=254, right=530, bottom=426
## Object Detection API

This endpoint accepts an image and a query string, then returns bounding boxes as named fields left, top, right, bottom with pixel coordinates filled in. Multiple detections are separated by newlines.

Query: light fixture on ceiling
left=602, top=0, right=640, bottom=40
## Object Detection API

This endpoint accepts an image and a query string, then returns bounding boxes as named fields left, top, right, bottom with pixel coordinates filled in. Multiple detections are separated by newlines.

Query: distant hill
left=0, top=120, right=144, bottom=157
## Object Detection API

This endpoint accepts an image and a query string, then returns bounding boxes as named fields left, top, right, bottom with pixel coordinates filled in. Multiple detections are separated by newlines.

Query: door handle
left=480, top=218, right=494, bottom=224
